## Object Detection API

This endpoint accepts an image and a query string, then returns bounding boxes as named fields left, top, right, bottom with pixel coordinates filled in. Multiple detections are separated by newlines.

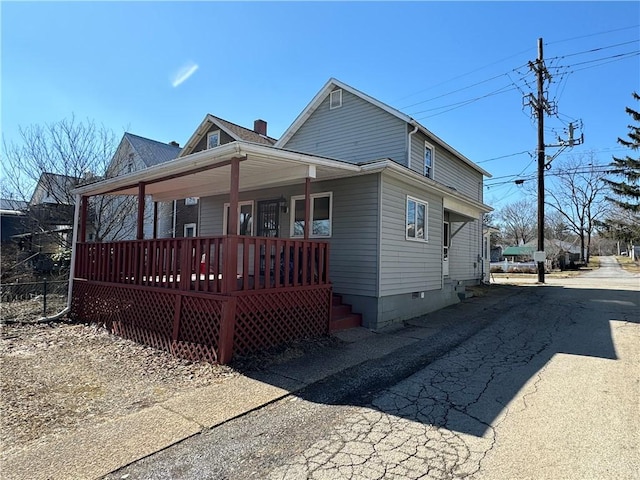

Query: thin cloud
left=171, top=61, right=199, bottom=87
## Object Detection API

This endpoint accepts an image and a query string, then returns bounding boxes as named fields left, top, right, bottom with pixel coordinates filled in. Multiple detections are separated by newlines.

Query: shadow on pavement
left=236, top=283, right=637, bottom=438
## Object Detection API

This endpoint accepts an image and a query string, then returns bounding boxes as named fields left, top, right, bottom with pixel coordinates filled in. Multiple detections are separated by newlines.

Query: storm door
left=257, top=200, right=280, bottom=237
left=257, top=199, right=281, bottom=277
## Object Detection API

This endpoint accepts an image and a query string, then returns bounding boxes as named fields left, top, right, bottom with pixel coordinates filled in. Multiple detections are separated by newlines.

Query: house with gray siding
left=103, top=133, right=182, bottom=241
left=70, top=78, right=493, bottom=364
left=273, top=78, right=492, bottom=328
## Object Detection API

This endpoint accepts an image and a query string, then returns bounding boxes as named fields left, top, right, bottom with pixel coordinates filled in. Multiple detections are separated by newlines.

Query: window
left=223, top=201, right=254, bottom=236
left=184, top=223, right=197, bottom=237
left=291, top=192, right=332, bottom=238
left=185, top=197, right=198, bottom=206
left=329, top=89, right=342, bottom=109
left=207, top=130, right=221, bottom=149
left=424, top=141, right=434, bottom=178
left=406, top=196, right=428, bottom=241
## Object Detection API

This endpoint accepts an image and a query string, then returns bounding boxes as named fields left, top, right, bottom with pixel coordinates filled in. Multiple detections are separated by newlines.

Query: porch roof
left=72, top=141, right=361, bottom=202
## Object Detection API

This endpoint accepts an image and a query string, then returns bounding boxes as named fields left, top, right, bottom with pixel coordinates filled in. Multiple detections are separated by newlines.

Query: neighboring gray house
left=102, top=133, right=182, bottom=241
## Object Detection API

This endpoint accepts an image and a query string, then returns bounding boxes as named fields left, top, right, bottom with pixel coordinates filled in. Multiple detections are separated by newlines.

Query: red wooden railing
left=75, top=236, right=330, bottom=294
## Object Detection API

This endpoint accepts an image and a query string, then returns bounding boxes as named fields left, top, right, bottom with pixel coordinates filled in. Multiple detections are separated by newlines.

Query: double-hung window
left=291, top=192, right=332, bottom=237
left=424, top=141, right=434, bottom=178
left=406, top=196, right=428, bottom=241
left=223, top=201, right=254, bottom=236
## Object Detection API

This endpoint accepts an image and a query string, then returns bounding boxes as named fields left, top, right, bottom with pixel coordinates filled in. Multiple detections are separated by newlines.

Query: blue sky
left=2, top=1, right=639, bottom=211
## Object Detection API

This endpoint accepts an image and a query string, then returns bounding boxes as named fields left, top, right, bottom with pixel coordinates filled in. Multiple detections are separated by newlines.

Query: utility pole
left=524, top=39, right=584, bottom=283
left=529, top=38, right=552, bottom=283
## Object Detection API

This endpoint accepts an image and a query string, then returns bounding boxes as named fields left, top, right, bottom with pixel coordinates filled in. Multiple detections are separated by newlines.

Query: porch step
left=330, top=294, right=362, bottom=332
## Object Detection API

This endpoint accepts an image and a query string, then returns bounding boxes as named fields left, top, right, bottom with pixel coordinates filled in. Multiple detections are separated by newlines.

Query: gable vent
left=330, top=89, right=342, bottom=109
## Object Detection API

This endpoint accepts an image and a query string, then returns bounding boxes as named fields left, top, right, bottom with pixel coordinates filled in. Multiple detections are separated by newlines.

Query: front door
left=257, top=200, right=280, bottom=237
left=257, top=200, right=281, bottom=276
left=443, top=221, right=450, bottom=276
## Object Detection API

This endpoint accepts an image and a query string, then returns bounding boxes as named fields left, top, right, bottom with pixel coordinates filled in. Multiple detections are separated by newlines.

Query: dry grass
left=615, top=255, right=640, bottom=274
left=0, top=321, right=238, bottom=454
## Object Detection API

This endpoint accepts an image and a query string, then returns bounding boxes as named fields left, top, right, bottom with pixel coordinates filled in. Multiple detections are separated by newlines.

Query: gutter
left=360, top=160, right=492, bottom=213
left=407, top=124, right=419, bottom=168
left=36, top=192, right=81, bottom=322
left=72, top=141, right=361, bottom=198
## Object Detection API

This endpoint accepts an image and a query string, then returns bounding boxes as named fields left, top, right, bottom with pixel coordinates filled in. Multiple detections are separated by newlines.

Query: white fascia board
left=73, top=142, right=243, bottom=196
left=178, top=114, right=212, bottom=157
left=363, top=160, right=492, bottom=214
left=274, top=78, right=335, bottom=148
left=72, top=141, right=361, bottom=197
left=273, top=77, right=490, bottom=179
left=276, top=77, right=413, bottom=149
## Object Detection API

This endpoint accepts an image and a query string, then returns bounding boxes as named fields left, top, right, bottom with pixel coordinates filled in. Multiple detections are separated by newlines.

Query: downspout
left=37, top=192, right=82, bottom=322
left=407, top=123, right=419, bottom=167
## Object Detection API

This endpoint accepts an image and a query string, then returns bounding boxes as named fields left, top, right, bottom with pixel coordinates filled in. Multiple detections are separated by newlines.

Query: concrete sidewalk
left=1, top=284, right=526, bottom=480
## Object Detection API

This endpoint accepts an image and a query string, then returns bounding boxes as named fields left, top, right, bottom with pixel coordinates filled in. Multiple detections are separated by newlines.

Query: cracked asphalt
left=106, top=257, right=639, bottom=480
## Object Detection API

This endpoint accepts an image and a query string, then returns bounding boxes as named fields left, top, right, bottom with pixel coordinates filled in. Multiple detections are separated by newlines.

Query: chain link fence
left=1, top=280, right=69, bottom=322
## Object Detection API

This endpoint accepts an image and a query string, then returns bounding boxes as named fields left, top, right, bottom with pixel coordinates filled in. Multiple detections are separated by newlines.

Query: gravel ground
left=0, top=318, right=238, bottom=453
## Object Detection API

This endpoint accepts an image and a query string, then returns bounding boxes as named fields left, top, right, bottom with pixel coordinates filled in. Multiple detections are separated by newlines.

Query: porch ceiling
left=73, top=142, right=361, bottom=202
left=116, top=157, right=352, bottom=203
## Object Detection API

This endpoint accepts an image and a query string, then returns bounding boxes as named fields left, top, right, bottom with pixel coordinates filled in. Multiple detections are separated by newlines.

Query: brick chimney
left=253, top=119, right=267, bottom=136
left=169, top=141, right=180, bottom=147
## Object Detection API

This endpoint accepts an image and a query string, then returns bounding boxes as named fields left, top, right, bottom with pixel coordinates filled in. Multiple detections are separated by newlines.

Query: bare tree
left=545, top=152, right=610, bottom=262
left=596, top=205, right=640, bottom=255
left=1, top=115, right=139, bottom=245
left=497, top=198, right=537, bottom=246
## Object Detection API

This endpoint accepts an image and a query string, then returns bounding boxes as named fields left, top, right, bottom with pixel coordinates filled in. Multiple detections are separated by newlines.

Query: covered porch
left=70, top=142, right=360, bottom=364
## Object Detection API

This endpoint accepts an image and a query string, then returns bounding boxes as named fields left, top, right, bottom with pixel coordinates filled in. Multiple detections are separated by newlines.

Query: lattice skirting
left=233, top=286, right=331, bottom=357
left=70, top=281, right=331, bottom=363
left=71, top=281, right=222, bottom=362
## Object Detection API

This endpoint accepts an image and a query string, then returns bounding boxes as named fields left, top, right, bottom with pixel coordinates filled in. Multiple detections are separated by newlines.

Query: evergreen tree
left=604, top=92, right=640, bottom=212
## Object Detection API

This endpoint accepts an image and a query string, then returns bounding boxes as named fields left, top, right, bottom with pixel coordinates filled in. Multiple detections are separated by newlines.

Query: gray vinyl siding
left=448, top=217, right=483, bottom=282
left=283, top=88, right=408, bottom=165
left=379, top=172, right=444, bottom=296
left=199, top=174, right=380, bottom=296
left=409, top=131, right=484, bottom=201
left=321, top=175, right=379, bottom=296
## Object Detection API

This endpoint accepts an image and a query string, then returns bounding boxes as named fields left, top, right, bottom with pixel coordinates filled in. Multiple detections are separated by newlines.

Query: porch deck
left=70, top=236, right=332, bottom=364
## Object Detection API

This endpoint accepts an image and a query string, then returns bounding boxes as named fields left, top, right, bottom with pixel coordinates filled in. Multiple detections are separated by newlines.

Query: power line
left=485, top=164, right=624, bottom=188
left=548, top=50, right=640, bottom=69
left=408, top=84, right=516, bottom=116
left=546, top=39, right=639, bottom=60
left=400, top=72, right=511, bottom=109
left=476, top=150, right=532, bottom=164
left=395, top=26, right=638, bottom=106
left=545, top=25, right=640, bottom=45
